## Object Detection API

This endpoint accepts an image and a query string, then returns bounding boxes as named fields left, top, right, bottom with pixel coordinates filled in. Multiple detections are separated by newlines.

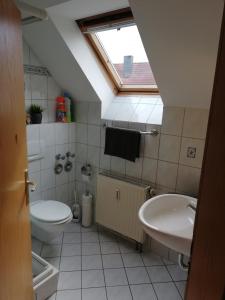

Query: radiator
left=96, top=173, right=151, bottom=244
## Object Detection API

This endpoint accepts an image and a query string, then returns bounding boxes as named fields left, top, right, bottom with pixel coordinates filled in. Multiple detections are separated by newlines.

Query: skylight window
left=77, top=8, right=158, bottom=94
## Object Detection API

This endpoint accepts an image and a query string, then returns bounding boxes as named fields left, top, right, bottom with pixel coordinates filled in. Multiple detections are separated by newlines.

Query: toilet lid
left=30, top=200, right=71, bottom=223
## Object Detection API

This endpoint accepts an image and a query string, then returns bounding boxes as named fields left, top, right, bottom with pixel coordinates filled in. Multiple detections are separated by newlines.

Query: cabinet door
left=116, top=182, right=145, bottom=243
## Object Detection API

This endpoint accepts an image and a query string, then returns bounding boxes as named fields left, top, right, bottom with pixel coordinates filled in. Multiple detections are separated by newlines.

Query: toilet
left=30, top=200, right=73, bottom=243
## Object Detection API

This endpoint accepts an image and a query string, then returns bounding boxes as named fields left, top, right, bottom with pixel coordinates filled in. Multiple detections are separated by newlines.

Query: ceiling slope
left=129, top=0, right=223, bottom=108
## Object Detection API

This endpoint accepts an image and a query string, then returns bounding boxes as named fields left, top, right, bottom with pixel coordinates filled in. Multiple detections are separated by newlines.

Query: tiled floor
left=32, top=223, right=187, bottom=300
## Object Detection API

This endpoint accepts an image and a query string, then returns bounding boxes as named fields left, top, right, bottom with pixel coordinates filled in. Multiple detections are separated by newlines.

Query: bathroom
left=1, top=1, right=225, bottom=300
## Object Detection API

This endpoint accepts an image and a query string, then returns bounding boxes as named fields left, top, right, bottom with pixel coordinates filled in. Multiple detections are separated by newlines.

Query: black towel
left=104, top=127, right=141, bottom=162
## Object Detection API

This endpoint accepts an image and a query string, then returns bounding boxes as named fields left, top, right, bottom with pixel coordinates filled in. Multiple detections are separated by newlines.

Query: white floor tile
left=167, top=265, right=188, bottom=281
left=99, top=231, right=117, bottom=242
left=153, top=282, right=182, bottom=300
left=100, top=242, right=120, bottom=254
left=130, top=284, right=157, bottom=300
left=82, top=242, right=101, bottom=255
left=41, top=245, right=61, bottom=258
left=118, top=241, right=136, bottom=254
left=142, top=252, right=164, bottom=266
left=82, top=255, right=102, bottom=270
left=82, top=232, right=99, bottom=243
left=64, top=222, right=81, bottom=233
left=61, top=243, right=81, bottom=256
left=102, top=254, right=124, bottom=268
left=63, top=233, right=81, bottom=244
left=81, top=224, right=98, bottom=232
left=47, top=233, right=63, bottom=245
left=82, top=287, right=107, bottom=300
left=106, top=286, right=132, bottom=300
left=126, top=267, right=150, bottom=284
left=122, top=253, right=144, bottom=267
left=47, top=293, right=56, bottom=300
left=82, top=269, right=105, bottom=288
left=175, top=281, right=186, bottom=299
left=58, top=271, right=81, bottom=290
left=56, top=289, right=81, bottom=300
left=147, top=266, right=172, bottom=283
left=104, top=268, right=128, bottom=286
left=60, top=256, right=81, bottom=271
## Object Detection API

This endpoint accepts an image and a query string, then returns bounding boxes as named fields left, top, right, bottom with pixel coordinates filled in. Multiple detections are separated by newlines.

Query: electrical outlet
left=187, top=147, right=196, bottom=158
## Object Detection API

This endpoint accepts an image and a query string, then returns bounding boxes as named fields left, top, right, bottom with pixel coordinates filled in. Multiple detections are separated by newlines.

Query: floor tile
left=47, top=293, right=56, bottom=300
left=32, top=238, right=43, bottom=255
left=82, top=269, right=105, bottom=288
left=41, top=245, right=61, bottom=258
left=118, top=241, right=136, bottom=254
left=130, top=284, right=157, bottom=300
left=61, top=243, right=81, bottom=256
left=82, top=287, right=107, bottom=300
left=167, top=265, right=188, bottom=281
left=106, top=285, right=132, bottom=300
left=58, top=271, right=81, bottom=290
left=175, top=281, right=186, bottom=299
left=100, top=242, right=120, bottom=254
left=142, top=252, right=164, bottom=266
left=104, top=268, right=128, bottom=286
left=64, top=222, right=81, bottom=233
left=45, top=257, right=60, bottom=269
left=153, top=282, right=182, bottom=300
left=99, top=231, right=117, bottom=242
left=126, top=267, right=150, bottom=284
left=60, top=256, right=81, bottom=271
left=82, top=255, right=102, bottom=270
left=56, top=289, right=81, bottom=300
left=63, top=233, right=81, bottom=244
left=147, top=266, right=172, bottom=283
left=122, top=253, right=144, bottom=267
left=102, top=254, right=124, bottom=268
left=82, top=232, right=99, bottom=243
left=82, top=242, right=101, bottom=255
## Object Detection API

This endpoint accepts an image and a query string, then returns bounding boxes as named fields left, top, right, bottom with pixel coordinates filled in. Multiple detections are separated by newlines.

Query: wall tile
left=144, top=125, right=160, bottom=159
left=183, top=108, right=209, bottom=139
left=142, top=158, right=158, bottom=183
left=161, top=107, right=185, bottom=136
left=24, top=74, right=31, bottom=100
left=41, top=168, right=55, bottom=190
left=47, top=100, right=56, bottom=123
left=176, top=165, right=201, bottom=196
left=126, top=158, right=143, bottom=179
left=76, top=143, right=88, bottom=163
left=115, top=103, right=138, bottom=122
left=55, top=123, right=69, bottom=145
left=88, top=125, right=101, bottom=147
left=42, top=188, right=56, bottom=200
left=47, top=77, right=61, bottom=99
left=100, top=148, right=111, bottom=171
left=27, top=124, right=40, bottom=141
left=179, top=138, right=205, bottom=168
left=148, top=104, right=163, bottom=125
left=40, top=123, right=55, bottom=146
left=69, top=123, right=76, bottom=143
left=111, top=156, right=126, bottom=175
left=159, top=135, right=181, bottom=163
left=31, top=74, right=47, bottom=100
left=23, top=41, right=30, bottom=64
left=76, top=123, right=87, bottom=144
left=130, top=104, right=155, bottom=123
left=56, top=184, right=69, bottom=204
left=30, top=51, right=41, bottom=66
left=157, top=161, right=178, bottom=189
left=87, top=146, right=100, bottom=168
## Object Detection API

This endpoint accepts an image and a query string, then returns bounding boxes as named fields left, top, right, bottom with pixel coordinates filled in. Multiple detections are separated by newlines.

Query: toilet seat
left=30, top=200, right=72, bottom=223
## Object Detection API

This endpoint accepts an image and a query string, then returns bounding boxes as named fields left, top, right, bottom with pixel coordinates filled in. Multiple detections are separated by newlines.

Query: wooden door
left=0, top=1, right=34, bottom=300
left=185, top=6, right=225, bottom=300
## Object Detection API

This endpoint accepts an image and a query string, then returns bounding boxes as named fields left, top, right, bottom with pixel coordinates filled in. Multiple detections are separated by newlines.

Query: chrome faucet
left=187, top=203, right=197, bottom=212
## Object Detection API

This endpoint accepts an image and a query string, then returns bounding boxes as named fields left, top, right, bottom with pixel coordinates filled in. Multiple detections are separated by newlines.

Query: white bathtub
left=32, top=252, right=59, bottom=300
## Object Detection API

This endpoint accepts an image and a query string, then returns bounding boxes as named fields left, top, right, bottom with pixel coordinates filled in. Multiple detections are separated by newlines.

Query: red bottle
left=56, top=96, right=66, bottom=122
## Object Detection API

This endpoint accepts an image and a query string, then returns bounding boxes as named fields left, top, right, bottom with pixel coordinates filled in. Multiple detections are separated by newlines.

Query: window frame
left=77, top=8, right=159, bottom=95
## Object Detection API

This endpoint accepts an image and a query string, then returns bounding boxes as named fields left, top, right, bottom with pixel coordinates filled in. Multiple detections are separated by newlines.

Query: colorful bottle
left=56, top=96, right=66, bottom=122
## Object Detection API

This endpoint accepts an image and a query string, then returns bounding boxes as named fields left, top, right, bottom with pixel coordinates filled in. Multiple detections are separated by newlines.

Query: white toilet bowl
left=30, top=200, right=73, bottom=243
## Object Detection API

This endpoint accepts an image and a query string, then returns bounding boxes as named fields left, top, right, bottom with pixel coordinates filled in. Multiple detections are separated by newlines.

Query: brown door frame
left=185, top=5, right=225, bottom=300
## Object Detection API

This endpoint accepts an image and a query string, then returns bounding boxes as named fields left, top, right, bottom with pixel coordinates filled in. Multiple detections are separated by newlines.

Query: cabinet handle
left=116, top=189, right=120, bottom=201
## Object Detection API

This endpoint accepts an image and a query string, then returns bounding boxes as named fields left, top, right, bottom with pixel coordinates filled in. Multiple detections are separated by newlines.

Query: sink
left=139, top=193, right=197, bottom=256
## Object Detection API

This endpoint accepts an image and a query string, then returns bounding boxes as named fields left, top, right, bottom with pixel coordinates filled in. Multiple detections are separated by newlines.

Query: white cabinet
left=96, top=174, right=149, bottom=243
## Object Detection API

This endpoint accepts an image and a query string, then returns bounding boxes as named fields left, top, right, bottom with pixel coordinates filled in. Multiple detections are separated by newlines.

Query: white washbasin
left=139, top=194, right=197, bottom=256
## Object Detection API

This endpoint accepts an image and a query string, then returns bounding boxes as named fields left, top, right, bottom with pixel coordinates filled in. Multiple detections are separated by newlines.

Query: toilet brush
left=72, top=190, right=80, bottom=223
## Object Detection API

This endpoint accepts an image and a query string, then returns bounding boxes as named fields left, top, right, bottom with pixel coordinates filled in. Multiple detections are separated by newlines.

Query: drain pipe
left=178, top=254, right=189, bottom=271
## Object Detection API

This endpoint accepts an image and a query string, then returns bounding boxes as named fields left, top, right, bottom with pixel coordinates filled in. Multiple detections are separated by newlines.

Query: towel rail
left=103, top=124, right=159, bottom=136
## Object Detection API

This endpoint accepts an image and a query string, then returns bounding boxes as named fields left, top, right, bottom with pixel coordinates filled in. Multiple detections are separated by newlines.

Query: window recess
left=77, top=8, right=158, bottom=94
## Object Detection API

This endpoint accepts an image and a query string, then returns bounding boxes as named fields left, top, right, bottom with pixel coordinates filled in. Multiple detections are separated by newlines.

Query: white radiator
left=96, top=173, right=151, bottom=244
